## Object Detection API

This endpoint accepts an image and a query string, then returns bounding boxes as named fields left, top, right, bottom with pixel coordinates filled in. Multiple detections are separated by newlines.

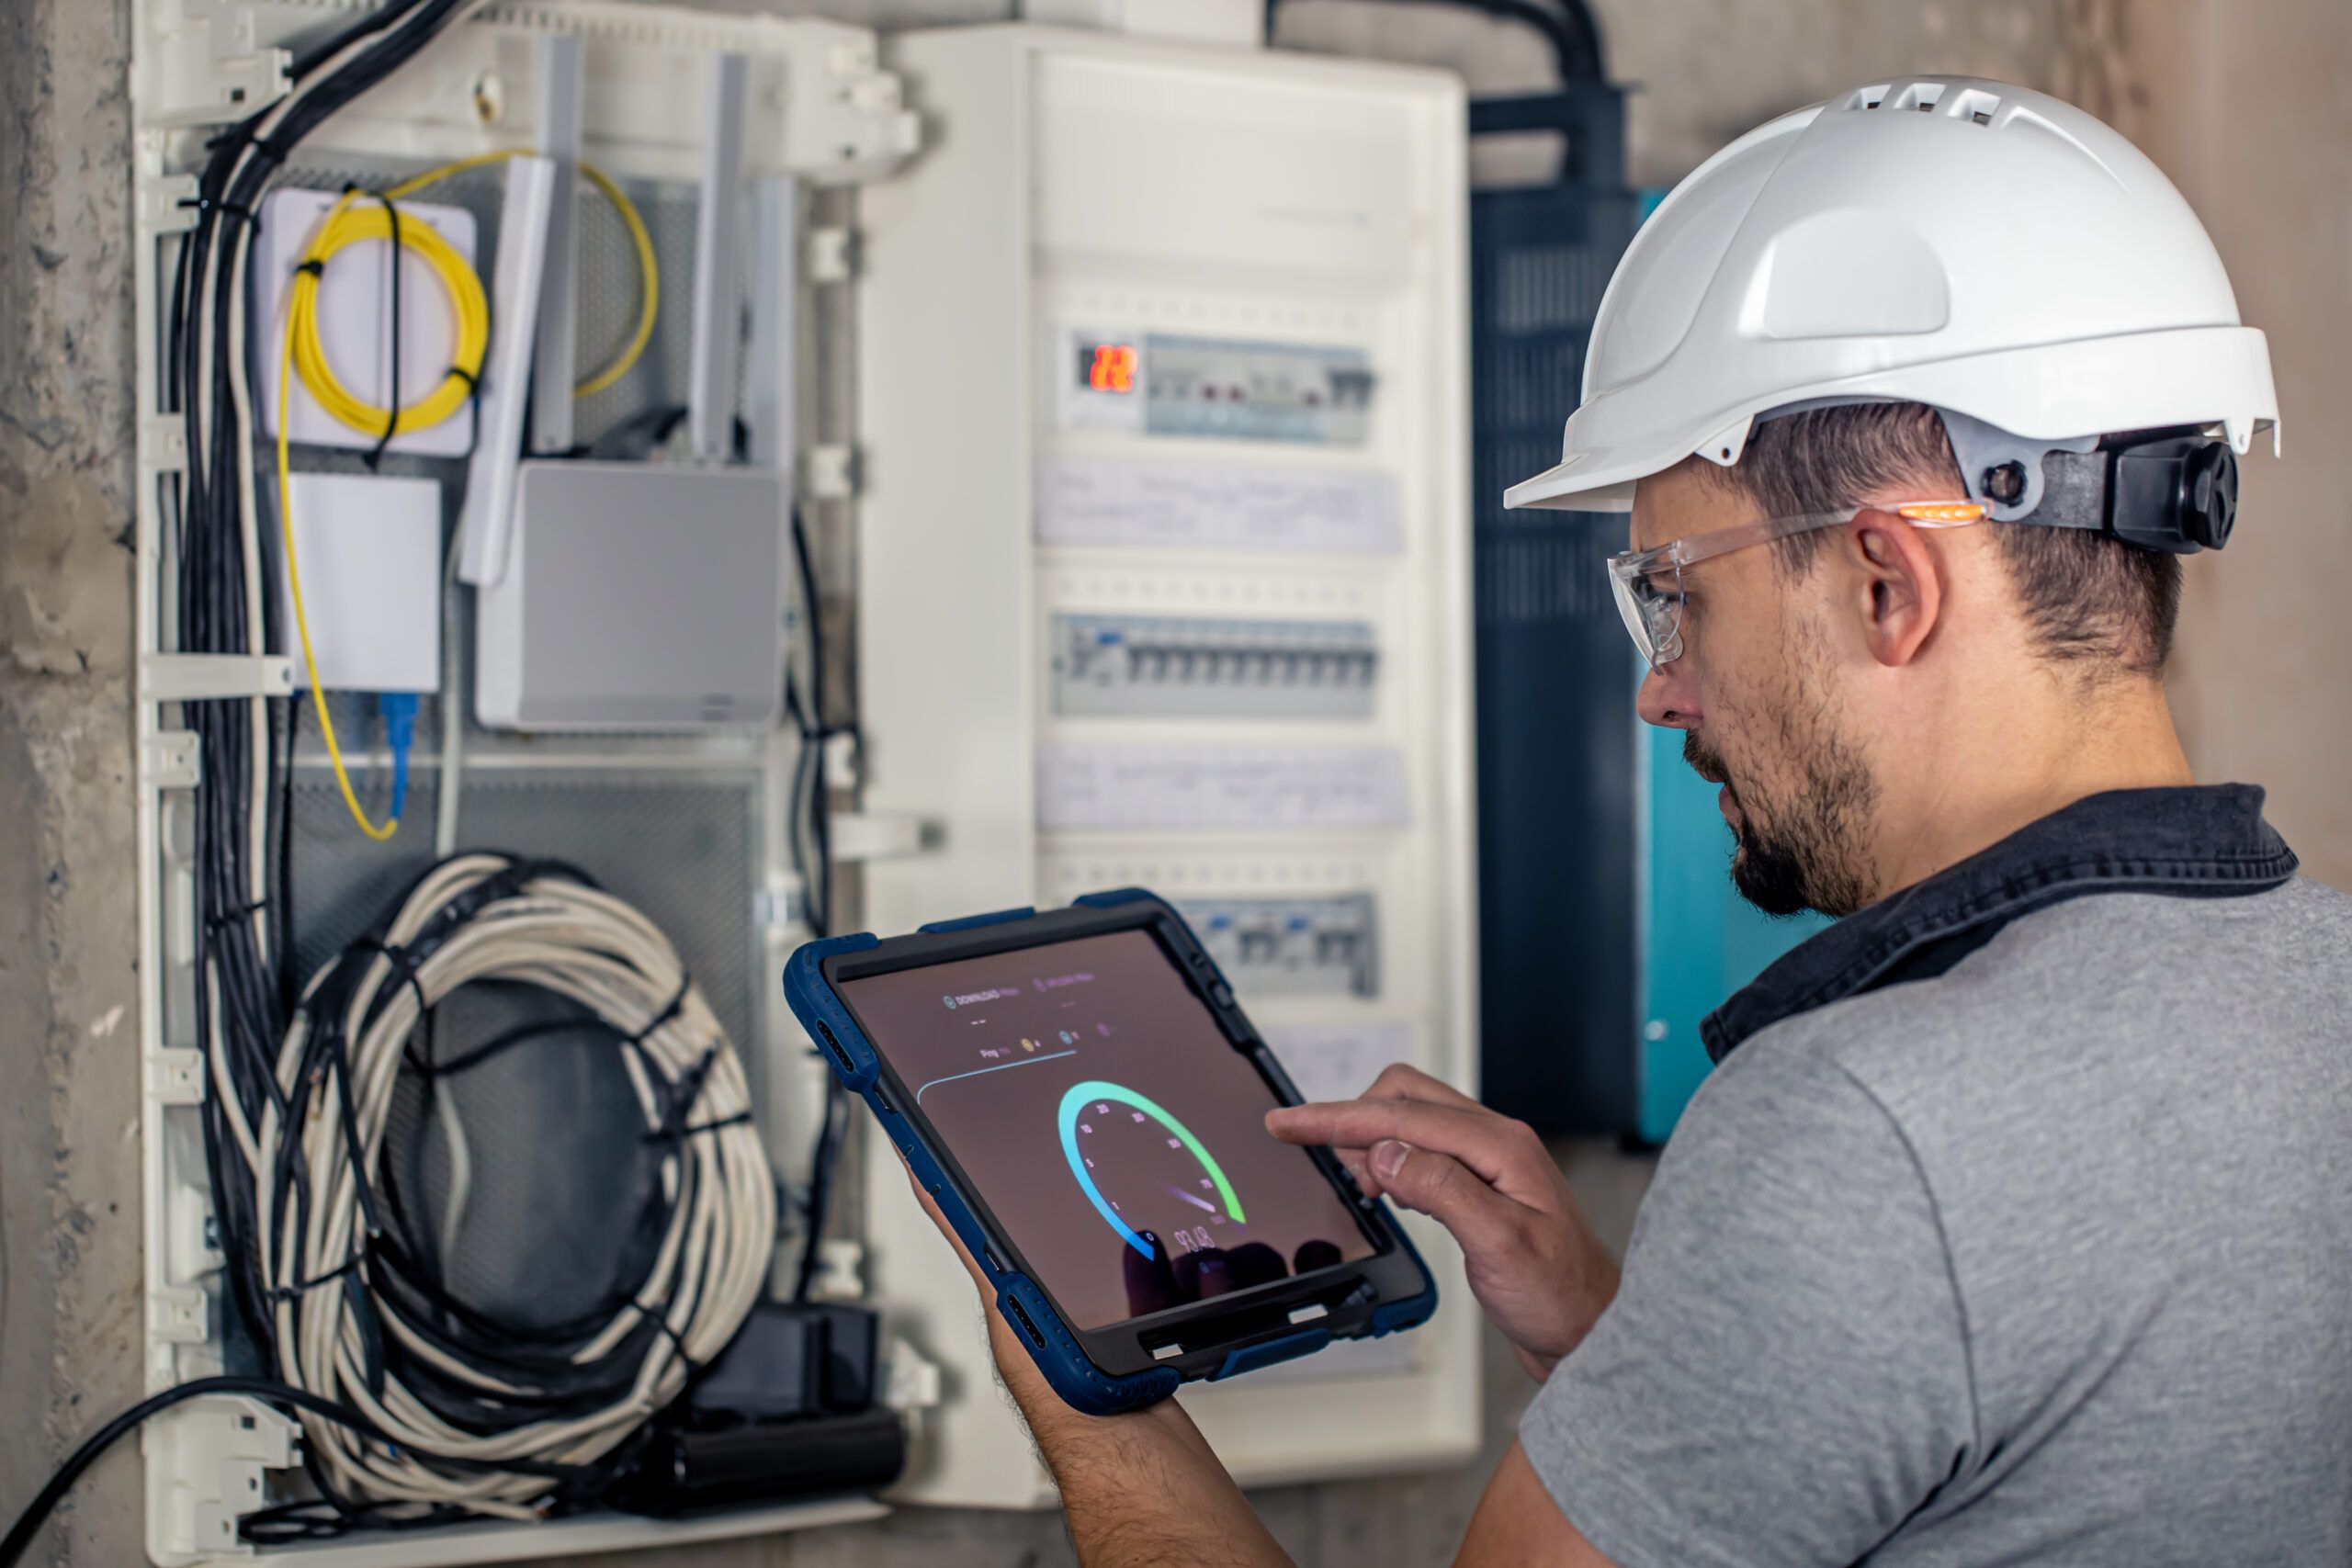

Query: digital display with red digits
left=1080, top=342, right=1138, bottom=395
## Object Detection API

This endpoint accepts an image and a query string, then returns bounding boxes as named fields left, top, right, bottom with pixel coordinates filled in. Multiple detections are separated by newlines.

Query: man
left=910, top=77, right=2352, bottom=1563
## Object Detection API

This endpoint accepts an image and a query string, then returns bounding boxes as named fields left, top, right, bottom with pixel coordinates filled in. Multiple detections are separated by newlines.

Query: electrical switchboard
left=858, top=24, right=1477, bottom=1508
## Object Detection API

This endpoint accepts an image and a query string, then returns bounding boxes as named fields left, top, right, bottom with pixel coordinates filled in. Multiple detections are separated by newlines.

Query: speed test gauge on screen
left=783, top=890, right=1437, bottom=1414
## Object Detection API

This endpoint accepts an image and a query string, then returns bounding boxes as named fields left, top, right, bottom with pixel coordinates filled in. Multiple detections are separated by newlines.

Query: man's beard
left=1682, top=707, right=1877, bottom=919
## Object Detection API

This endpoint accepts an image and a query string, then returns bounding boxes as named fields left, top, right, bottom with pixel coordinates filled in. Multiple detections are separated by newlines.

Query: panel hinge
left=141, top=653, right=295, bottom=703
left=137, top=172, right=202, bottom=235
left=807, top=445, right=861, bottom=500
left=779, top=24, right=921, bottom=185
left=145, top=1396, right=298, bottom=1562
left=808, top=225, right=860, bottom=283
left=828, top=811, right=933, bottom=863
left=141, top=415, right=190, bottom=474
left=145, top=730, right=202, bottom=790
left=883, top=1337, right=944, bottom=1413
left=752, top=881, right=807, bottom=932
left=148, top=1283, right=210, bottom=1345
left=141, top=3, right=291, bottom=130
left=148, top=1048, right=208, bottom=1107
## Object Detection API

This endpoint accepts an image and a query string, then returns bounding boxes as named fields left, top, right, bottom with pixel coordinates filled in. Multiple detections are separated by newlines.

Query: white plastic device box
left=855, top=24, right=1480, bottom=1508
left=128, top=3, right=921, bottom=1562
left=249, top=186, right=481, bottom=459
left=472, top=461, right=790, bottom=731
left=276, top=470, right=443, bottom=693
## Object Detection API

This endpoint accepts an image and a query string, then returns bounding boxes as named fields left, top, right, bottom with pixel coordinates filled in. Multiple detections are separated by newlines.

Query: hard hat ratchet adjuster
left=1942, top=408, right=2239, bottom=556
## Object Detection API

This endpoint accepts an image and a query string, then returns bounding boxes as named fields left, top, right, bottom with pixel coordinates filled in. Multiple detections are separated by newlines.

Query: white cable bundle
left=250, top=855, right=775, bottom=1517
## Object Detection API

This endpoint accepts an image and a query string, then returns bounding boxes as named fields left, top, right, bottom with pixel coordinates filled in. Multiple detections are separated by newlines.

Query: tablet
left=783, top=888, right=1437, bottom=1415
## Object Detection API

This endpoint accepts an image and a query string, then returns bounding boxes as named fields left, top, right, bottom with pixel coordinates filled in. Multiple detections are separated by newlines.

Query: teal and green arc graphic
left=1057, top=1079, right=1243, bottom=1260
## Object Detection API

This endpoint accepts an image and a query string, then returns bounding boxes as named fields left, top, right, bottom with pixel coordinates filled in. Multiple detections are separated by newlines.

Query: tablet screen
left=838, top=927, right=1376, bottom=1330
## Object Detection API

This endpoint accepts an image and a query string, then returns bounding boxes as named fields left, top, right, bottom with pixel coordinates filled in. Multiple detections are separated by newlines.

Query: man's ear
left=1844, top=509, right=1944, bottom=668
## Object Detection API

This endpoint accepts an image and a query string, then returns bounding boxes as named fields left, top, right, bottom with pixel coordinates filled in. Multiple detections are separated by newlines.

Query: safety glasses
left=1606, top=501, right=1985, bottom=671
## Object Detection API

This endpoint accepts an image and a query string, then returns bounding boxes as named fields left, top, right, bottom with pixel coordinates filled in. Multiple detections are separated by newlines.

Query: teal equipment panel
left=1635, top=717, right=1830, bottom=1143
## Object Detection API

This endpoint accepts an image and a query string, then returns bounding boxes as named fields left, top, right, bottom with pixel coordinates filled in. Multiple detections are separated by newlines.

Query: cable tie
left=640, top=1111, right=752, bottom=1145
left=632, top=1301, right=700, bottom=1381
left=357, top=938, right=431, bottom=1023
left=248, top=134, right=290, bottom=174
left=264, top=1250, right=364, bottom=1303
left=656, top=1041, right=724, bottom=1144
left=435, top=860, right=534, bottom=930
left=294, top=258, right=326, bottom=279
left=447, top=364, right=480, bottom=391
left=175, top=195, right=255, bottom=226
left=623, top=976, right=693, bottom=1048
left=204, top=896, right=269, bottom=931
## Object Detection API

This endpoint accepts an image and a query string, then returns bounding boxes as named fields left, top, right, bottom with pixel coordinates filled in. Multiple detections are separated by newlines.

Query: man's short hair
left=1703, top=402, right=2180, bottom=677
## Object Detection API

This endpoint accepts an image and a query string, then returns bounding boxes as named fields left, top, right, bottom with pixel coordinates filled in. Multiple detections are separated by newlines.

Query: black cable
left=0, top=1373, right=601, bottom=1568
left=275, top=695, right=300, bottom=1018
left=365, top=189, right=403, bottom=468
left=788, top=508, right=833, bottom=931
left=145, top=1, right=525, bottom=1545
left=784, top=508, right=853, bottom=1303
left=286, top=0, right=437, bottom=79
left=793, top=1077, right=850, bottom=1303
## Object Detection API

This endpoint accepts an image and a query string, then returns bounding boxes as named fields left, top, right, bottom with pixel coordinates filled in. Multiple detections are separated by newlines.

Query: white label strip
left=1036, top=745, right=1408, bottom=832
left=1261, top=1021, right=1416, bottom=1106
left=1035, top=455, right=1403, bottom=556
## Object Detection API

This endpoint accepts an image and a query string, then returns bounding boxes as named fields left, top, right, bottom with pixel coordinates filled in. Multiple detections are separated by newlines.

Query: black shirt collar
left=1700, top=784, right=2299, bottom=1063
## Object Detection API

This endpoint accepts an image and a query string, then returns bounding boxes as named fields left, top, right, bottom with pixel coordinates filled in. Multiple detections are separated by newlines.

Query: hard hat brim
left=1504, top=325, right=2278, bottom=517
left=1502, top=452, right=1639, bottom=513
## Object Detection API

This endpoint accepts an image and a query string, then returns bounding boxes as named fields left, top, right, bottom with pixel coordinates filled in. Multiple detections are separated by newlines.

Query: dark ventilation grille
left=1467, top=84, right=1645, bottom=1135
left=1478, top=525, right=1616, bottom=626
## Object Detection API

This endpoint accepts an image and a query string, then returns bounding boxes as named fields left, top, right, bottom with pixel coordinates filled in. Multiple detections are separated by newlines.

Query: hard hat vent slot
left=1838, top=85, right=1892, bottom=111
left=1892, top=82, right=1945, bottom=113
left=1950, top=86, right=2006, bottom=125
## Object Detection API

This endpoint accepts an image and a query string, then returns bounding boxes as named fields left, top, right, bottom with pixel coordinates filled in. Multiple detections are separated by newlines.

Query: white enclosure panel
left=859, top=24, right=1476, bottom=1510
left=130, top=4, right=922, bottom=1561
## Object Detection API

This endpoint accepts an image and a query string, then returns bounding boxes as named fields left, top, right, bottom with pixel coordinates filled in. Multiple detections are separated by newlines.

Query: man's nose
left=1635, top=663, right=1699, bottom=731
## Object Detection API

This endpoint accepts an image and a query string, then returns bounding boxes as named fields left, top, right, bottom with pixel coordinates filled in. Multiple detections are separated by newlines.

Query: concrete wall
left=2091, top=0, right=2352, bottom=890
left=43, top=2, right=2328, bottom=1565
left=1, top=6, right=148, bottom=1568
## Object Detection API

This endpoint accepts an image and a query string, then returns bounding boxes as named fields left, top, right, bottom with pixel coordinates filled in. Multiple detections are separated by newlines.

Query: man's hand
left=891, top=1122, right=1612, bottom=1566
left=896, top=1155, right=1298, bottom=1568
left=1265, top=1063, right=1620, bottom=1382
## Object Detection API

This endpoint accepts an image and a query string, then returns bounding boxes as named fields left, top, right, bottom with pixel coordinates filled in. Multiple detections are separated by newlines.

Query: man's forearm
left=998, top=1332, right=1293, bottom=1568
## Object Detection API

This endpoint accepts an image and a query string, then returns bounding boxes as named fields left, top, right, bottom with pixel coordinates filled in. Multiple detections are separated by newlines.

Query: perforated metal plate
left=288, top=764, right=767, bottom=1326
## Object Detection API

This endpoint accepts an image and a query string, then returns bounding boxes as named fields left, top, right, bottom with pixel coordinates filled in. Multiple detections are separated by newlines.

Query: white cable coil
left=249, top=855, right=775, bottom=1517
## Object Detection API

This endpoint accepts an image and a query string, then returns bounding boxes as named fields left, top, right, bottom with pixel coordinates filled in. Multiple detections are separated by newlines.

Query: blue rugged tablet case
left=782, top=888, right=1439, bottom=1416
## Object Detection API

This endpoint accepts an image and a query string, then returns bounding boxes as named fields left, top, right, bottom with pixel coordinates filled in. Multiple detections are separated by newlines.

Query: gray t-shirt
left=1521, top=877, right=2352, bottom=1565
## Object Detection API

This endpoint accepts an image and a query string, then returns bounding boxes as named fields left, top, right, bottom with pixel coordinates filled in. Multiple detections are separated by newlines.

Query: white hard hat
left=1506, top=77, right=2278, bottom=514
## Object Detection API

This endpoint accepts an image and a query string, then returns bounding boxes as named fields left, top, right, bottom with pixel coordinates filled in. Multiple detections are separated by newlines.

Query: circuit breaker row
left=1052, top=613, right=1379, bottom=719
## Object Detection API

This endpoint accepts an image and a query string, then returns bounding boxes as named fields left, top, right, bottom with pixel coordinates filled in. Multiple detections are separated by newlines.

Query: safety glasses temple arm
left=1608, top=501, right=1985, bottom=577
